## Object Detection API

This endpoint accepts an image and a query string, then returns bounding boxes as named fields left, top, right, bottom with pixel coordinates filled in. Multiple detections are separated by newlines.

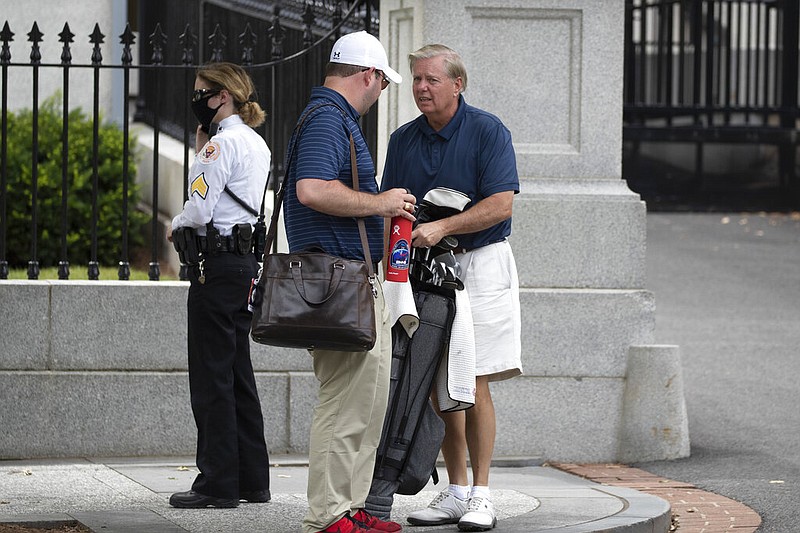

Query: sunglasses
left=192, top=88, right=221, bottom=102
left=361, top=67, right=390, bottom=90
left=376, top=70, right=390, bottom=90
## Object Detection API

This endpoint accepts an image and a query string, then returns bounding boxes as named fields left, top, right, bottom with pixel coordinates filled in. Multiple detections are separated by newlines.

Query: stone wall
left=0, top=277, right=687, bottom=462
left=0, top=281, right=313, bottom=459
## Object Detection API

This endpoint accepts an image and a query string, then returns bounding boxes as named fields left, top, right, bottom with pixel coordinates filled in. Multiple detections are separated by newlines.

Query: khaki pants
left=303, top=283, right=391, bottom=533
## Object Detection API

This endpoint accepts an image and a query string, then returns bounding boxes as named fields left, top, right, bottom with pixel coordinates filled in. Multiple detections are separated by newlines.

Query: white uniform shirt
left=172, top=114, right=271, bottom=236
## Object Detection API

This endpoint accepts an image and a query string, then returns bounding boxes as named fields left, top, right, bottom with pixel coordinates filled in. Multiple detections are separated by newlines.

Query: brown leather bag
left=251, top=249, right=377, bottom=351
left=250, top=104, right=377, bottom=351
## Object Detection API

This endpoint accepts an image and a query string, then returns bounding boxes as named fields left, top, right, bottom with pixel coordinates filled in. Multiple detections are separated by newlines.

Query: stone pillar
left=378, top=0, right=689, bottom=462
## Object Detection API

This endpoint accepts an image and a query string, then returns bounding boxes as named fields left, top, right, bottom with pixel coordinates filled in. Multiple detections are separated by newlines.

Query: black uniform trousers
left=186, top=251, right=270, bottom=499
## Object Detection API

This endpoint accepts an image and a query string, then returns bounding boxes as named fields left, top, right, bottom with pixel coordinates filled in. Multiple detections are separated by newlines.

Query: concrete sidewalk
left=0, top=456, right=670, bottom=533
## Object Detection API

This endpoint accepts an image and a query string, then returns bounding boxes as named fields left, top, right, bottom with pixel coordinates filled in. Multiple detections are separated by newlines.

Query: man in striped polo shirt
left=283, top=31, right=416, bottom=533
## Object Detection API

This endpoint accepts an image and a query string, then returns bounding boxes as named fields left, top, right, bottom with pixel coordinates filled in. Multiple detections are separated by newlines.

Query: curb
left=552, top=463, right=762, bottom=532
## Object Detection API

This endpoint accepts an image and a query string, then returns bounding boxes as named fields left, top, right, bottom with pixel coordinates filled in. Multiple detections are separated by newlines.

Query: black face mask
left=191, top=96, right=223, bottom=133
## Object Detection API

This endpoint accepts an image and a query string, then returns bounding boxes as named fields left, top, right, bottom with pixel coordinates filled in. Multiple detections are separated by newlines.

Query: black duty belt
left=198, top=235, right=238, bottom=253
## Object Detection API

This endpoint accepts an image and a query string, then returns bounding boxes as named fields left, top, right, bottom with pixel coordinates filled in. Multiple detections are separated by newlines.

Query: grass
left=5, top=265, right=178, bottom=281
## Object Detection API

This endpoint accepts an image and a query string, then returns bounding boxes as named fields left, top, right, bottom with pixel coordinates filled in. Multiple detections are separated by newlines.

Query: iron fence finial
left=209, top=23, right=226, bottom=63
left=268, top=6, right=285, bottom=60
left=89, top=23, right=104, bottom=65
left=239, top=22, right=257, bottom=66
left=179, top=24, right=197, bottom=66
left=149, top=23, right=167, bottom=65
left=27, top=22, right=43, bottom=65
left=0, top=21, right=14, bottom=64
left=59, top=23, right=74, bottom=66
left=120, top=23, right=135, bottom=66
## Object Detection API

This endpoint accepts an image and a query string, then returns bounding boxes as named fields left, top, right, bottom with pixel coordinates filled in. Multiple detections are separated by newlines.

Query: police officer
left=167, top=62, right=271, bottom=508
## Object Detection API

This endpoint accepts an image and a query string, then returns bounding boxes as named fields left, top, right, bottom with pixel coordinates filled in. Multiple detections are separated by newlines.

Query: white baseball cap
left=330, top=31, right=402, bottom=84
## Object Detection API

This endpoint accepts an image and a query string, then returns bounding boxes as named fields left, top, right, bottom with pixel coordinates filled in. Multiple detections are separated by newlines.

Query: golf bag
left=365, top=187, right=469, bottom=520
left=365, top=282, right=457, bottom=519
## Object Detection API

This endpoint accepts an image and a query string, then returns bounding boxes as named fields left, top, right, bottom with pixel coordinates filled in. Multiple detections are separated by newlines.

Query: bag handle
left=264, top=102, right=374, bottom=278
left=289, top=259, right=345, bottom=305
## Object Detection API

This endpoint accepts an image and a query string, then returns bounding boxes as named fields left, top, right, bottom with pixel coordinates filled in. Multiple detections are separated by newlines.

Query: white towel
left=381, top=279, right=420, bottom=337
left=436, top=288, right=476, bottom=412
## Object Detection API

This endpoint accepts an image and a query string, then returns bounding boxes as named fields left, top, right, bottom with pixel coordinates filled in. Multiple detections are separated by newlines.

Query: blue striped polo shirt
left=283, top=87, right=384, bottom=263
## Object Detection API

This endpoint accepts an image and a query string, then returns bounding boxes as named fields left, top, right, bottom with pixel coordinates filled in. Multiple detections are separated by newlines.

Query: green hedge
left=2, top=95, right=148, bottom=268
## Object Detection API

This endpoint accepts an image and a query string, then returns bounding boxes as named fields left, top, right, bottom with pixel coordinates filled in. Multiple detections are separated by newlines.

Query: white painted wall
left=0, top=0, right=130, bottom=125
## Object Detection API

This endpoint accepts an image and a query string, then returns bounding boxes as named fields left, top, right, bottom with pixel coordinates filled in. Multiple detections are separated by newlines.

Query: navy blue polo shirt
left=381, top=95, right=519, bottom=251
left=284, top=87, right=384, bottom=263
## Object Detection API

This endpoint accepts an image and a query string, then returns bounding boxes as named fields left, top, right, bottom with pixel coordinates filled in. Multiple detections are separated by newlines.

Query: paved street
left=639, top=212, right=800, bottom=533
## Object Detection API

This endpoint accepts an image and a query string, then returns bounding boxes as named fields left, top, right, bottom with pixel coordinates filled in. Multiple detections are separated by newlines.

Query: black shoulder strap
left=208, top=121, right=271, bottom=221
left=223, top=185, right=259, bottom=217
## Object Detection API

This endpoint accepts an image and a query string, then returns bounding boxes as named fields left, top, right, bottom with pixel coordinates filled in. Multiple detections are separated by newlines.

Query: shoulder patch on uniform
left=190, top=172, right=209, bottom=199
left=199, top=141, right=221, bottom=164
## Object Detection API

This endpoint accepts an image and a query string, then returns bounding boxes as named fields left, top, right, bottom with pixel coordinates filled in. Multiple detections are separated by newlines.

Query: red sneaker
left=352, top=509, right=402, bottom=532
left=318, top=513, right=380, bottom=533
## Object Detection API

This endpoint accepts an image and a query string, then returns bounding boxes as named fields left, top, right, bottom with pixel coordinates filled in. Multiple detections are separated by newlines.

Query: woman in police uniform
left=168, top=62, right=271, bottom=508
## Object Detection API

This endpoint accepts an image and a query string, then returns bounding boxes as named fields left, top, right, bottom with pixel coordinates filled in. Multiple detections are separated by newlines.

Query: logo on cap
left=333, top=51, right=341, bottom=60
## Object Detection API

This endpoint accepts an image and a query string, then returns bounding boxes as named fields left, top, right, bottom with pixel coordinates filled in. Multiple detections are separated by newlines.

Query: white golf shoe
left=458, top=496, right=497, bottom=531
left=407, top=490, right=468, bottom=525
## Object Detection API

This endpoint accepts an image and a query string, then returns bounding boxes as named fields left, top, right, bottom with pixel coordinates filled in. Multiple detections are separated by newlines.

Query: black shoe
left=169, top=490, right=239, bottom=508
left=240, top=489, right=271, bottom=503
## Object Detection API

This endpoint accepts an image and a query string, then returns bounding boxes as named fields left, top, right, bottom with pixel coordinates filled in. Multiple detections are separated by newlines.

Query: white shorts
left=458, top=240, right=522, bottom=382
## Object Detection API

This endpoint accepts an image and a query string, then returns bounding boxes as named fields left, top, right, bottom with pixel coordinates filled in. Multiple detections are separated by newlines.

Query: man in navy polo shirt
left=284, top=31, right=416, bottom=533
left=381, top=44, right=522, bottom=532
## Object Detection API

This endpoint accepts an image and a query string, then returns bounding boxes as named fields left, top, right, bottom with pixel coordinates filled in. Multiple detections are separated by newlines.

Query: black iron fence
left=623, top=0, right=800, bottom=209
left=0, top=0, right=377, bottom=280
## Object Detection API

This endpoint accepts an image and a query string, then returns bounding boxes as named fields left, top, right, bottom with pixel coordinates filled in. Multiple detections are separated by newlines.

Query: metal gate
left=623, top=0, right=800, bottom=210
left=0, top=0, right=378, bottom=280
